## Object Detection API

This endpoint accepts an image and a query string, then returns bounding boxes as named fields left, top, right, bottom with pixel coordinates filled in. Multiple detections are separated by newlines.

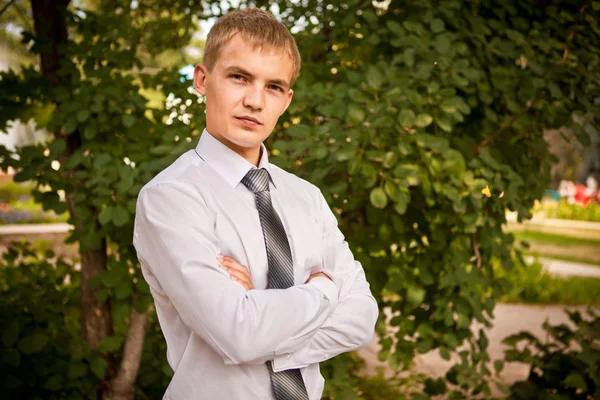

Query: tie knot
left=242, top=168, right=270, bottom=193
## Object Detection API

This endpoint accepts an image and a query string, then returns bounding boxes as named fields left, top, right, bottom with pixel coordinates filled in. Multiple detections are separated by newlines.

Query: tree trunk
left=103, top=307, right=148, bottom=400
left=30, top=2, right=148, bottom=398
left=31, top=0, right=114, bottom=353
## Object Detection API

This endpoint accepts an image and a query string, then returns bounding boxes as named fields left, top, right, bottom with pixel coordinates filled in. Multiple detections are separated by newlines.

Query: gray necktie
left=242, top=168, right=310, bottom=400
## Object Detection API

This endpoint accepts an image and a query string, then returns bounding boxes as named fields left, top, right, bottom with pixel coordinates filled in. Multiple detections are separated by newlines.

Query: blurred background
left=0, top=1, right=599, bottom=399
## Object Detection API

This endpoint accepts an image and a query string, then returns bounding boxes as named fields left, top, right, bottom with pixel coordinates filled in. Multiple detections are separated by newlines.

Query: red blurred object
left=574, top=184, right=591, bottom=206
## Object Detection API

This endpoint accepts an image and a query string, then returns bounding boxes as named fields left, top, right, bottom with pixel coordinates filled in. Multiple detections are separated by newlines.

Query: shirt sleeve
left=133, top=182, right=339, bottom=366
left=271, top=188, right=379, bottom=372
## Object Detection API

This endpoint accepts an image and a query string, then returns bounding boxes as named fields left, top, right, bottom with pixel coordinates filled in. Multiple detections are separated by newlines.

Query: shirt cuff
left=271, top=351, right=310, bottom=372
left=307, top=276, right=338, bottom=308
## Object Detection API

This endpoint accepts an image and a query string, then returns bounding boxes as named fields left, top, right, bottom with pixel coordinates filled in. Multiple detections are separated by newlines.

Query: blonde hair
left=203, top=8, right=301, bottom=87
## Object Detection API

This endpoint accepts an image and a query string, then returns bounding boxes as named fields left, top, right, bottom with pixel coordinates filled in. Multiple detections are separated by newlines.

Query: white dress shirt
left=133, top=130, right=378, bottom=399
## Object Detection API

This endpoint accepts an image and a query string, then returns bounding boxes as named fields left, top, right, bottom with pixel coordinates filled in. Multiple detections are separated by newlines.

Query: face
left=194, top=34, right=294, bottom=164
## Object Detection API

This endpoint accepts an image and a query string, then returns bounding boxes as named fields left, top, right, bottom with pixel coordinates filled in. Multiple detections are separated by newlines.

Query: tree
left=0, top=0, right=598, bottom=398
left=1, top=0, right=206, bottom=398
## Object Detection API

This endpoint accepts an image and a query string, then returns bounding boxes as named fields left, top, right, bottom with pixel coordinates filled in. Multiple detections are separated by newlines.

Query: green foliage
left=503, top=309, right=600, bottom=399
left=499, top=255, right=600, bottom=305
left=0, top=242, right=98, bottom=399
left=0, top=0, right=599, bottom=397
left=0, top=241, right=171, bottom=398
left=267, top=0, right=600, bottom=396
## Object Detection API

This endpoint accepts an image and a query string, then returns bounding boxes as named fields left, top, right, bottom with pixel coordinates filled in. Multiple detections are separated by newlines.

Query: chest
left=206, top=184, right=323, bottom=290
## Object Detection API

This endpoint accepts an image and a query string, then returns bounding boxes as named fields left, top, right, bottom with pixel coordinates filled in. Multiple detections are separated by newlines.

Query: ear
left=280, top=89, right=294, bottom=116
left=193, top=64, right=208, bottom=95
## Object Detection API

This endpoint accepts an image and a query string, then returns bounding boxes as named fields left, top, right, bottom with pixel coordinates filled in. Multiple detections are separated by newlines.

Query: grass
left=499, top=257, right=600, bottom=306
left=512, top=230, right=600, bottom=247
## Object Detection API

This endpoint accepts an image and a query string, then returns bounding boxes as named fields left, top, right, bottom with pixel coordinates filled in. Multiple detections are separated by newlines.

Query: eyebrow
left=224, top=66, right=290, bottom=90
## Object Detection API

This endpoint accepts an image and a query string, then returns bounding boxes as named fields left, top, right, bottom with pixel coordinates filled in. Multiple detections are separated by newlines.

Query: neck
left=207, top=130, right=261, bottom=166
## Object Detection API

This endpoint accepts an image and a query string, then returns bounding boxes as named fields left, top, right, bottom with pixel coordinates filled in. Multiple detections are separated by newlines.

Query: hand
left=217, top=255, right=254, bottom=291
left=306, top=271, right=332, bottom=284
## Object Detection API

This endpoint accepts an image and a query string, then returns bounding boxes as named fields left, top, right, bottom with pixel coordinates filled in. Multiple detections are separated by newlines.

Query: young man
left=134, top=8, right=378, bottom=400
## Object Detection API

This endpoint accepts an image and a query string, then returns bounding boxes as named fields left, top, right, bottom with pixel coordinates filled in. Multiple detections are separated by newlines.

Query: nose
left=242, top=84, right=265, bottom=111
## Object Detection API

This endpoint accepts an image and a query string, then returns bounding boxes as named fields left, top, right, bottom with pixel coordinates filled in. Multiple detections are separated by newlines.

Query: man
left=133, top=8, right=378, bottom=399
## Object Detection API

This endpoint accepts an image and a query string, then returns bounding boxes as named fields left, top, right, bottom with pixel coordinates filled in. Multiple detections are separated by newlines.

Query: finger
left=218, top=256, right=250, bottom=276
left=226, top=268, right=253, bottom=287
left=231, top=275, right=253, bottom=291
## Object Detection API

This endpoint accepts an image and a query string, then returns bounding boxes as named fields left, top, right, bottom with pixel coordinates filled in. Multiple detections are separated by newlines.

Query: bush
left=0, top=242, right=98, bottom=399
left=0, top=242, right=171, bottom=399
left=503, top=308, right=600, bottom=399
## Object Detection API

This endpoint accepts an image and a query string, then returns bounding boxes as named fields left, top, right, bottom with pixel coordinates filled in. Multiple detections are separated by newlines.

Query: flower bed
left=0, top=181, right=68, bottom=225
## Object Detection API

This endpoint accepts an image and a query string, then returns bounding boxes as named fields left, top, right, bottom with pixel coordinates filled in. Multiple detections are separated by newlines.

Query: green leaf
left=407, top=286, right=426, bottom=305
left=84, top=123, right=97, bottom=139
left=122, top=114, right=136, bottom=128
left=430, top=18, right=445, bottom=33
left=386, top=20, right=405, bottom=35
left=548, top=82, right=561, bottom=98
left=77, top=109, right=91, bottom=122
left=404, top=48, right=416, bottom=68
left=398, top=109, right=416, bottom=127
left=2, top=321, right=20, bottom=347
left=366, top=66, right=384, bottom=90
left=564, top=371, right=587, bottom=391
left=68, top=361, right=88, bottom=380
left=414, top=113, right=433, bottom=128
left=384, top=181, right=399, bottom=201
left=50, top=139, right=66, bottom=158
left=347, top=105, right=366, bottom=123
left=18, top=333, right=48, bottom=355
left=435, top=114, right=453, bottom=132
left=99, top=336, right=123, bottom=353
left=287, top=123, right=310, bottom=138
left=112, top=205, right=130, bottom=227
left=394, top=191, right=409, bottom=215
left=493, top=360, right=504, bottom=373
left=370, top=187, right=388, bottom=209
left=64, top=117, right=77, bottom=134
left=98, top=207, right=113, bottom=226
left=43, top=375, right=62, bottom=391
left=89, top=355, right=107, bottom=379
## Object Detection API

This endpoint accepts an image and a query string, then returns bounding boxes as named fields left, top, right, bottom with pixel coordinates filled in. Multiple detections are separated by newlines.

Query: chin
left=227, top=128, right=267, bottom=148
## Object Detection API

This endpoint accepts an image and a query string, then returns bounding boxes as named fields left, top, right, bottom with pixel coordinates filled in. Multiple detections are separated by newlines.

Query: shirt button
left=286, top=354, right=291, bottom=360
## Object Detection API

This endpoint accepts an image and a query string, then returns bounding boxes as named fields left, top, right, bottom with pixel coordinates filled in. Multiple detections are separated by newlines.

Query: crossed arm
left=134, top=182, right=378, bottom=369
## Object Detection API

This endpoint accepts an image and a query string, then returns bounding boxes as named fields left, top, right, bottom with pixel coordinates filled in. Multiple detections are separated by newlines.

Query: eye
left=231, top=74, right=246, bottom=82
left=268, top=84, right=284, bottom=93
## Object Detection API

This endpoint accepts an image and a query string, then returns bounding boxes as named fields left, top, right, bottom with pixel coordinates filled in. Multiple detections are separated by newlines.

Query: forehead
left=214, top=34, right=294, bottom=82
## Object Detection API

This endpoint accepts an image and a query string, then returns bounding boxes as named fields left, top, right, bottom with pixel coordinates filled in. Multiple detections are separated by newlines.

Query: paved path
left=358, top=304, right=593, bottom=396
left=358, top=258, right=599, bottom=396
left=525, top=256, right=600, bottom=278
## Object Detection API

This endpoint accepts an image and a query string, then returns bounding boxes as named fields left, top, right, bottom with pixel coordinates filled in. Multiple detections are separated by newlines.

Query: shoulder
left=268, top=163, right=326, bottom=208
left=137, top=150, right=213, bottom=207
left=269, top=163, right=321, bottom=195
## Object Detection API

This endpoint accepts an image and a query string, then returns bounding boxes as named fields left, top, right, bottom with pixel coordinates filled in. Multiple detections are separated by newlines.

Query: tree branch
left=103, top=305, right=148, bottom=400
left=0, top=0, right=17, bottom=18
left=474, top=91, right=546, bottom=155
left=472, top=233, right=482, bottom=268
left=562, top=0, right=591, bottom=62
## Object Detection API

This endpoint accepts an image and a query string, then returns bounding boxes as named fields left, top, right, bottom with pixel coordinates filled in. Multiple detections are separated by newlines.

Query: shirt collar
left=195, top=129, right=277, bottom=189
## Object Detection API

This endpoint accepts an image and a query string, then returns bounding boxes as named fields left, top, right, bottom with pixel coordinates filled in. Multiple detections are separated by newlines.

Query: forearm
left=271, top=271, right=378, bottom=371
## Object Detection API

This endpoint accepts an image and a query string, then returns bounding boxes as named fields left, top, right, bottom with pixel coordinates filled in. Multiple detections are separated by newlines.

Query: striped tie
left=242, top=168, right=310, bottom=400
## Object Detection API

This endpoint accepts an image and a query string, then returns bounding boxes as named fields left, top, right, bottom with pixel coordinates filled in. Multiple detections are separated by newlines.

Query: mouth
left=235, top=116, right=263, bottom=126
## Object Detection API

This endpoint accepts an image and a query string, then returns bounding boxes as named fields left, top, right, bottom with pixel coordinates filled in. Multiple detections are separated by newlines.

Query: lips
left=236, top=116, right=262, bottom=125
